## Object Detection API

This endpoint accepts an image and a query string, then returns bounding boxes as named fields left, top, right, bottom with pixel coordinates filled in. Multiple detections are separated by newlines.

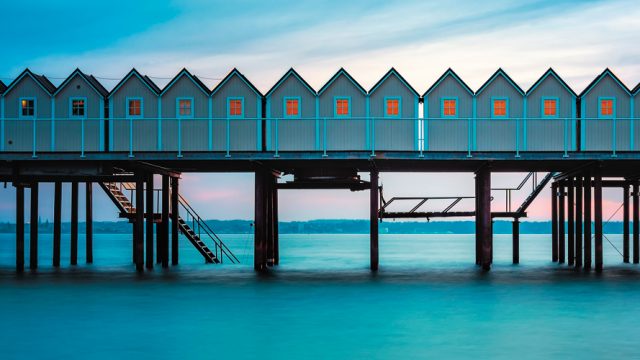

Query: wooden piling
left=145, top=175, right=154, bottom=269
left=594, top=168, right=603, bottom=272
left=29, top=183, right=38, bottom=270
left=86, top=182, right=93, bottom=264
left=171, top=177, right=179, bottom=266
left=476, top=166, right=492, bottom=270
left=254, top=170, right=267, bottom=271
left=551, top=182, right=558, bottom=262
left=16, top=185, right=25, bottom=272
left=575, top=177, right=583, bottom=268
left=53, top=181, right=62, bottom=267
left=634, top=182, right=639, bottom=264
left=584, top=173, right=592, bottom=269
left=135, top=176, right=145, bottom=271
left=161, top=175, right=170, bottom=268
left=370, top=170, right=379, bottom=271
left=558, top=183, right=565, bottom=264
left=567, top=178, right=575, bottom=266
left=71, top=181, right=78, bottom=266
left=623, top=183, right=630, bottom=263
left=512, top=218, right=520, bottom=264
left=273, top=177, right=279, bottom=266
left=265, top=174, right=274, bottom=267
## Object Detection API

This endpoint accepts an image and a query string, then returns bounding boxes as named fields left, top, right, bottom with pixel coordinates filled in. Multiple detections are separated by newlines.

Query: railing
left=492, top=172, right=537, bottom=213
left=2, top=117, right=640, bottom=157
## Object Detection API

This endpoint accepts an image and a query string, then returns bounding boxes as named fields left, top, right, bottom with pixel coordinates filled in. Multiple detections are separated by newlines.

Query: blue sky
left=1, top=0, right=639, bottom=222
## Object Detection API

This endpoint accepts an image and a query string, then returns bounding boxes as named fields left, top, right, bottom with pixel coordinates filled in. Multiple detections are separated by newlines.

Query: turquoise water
left=1, top=232, right=640, bottom=359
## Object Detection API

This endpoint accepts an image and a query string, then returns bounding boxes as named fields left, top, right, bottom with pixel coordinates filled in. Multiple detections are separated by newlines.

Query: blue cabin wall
left=161, top=75, right=210, bottom=152
left=369, top=73, right=417, bottom=151
left=3, top=75, right=53, bottom=152
left=425, top=74, right=473, bottom=151
left=318, top=74, right=367, bottom=151
left=581, top=74, right=631, bottom=151
left=266, top=73, right=317, bottom=151
left=634, top=89, right=640, bottom=150
left=110, top=75, right=159, bottom=152
left=475, top=74, right=524, bottom=151
left=211, top=74, right=261, bottom=152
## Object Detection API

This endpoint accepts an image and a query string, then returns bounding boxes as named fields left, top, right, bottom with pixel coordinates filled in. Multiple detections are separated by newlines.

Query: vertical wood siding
left=161, top=75, right=210, bottom=152
left=267, top=74, right=316, bottom=151
left=369, top=74, right=416, bottom=151
left=475, top=75, right=524, bottom=151
left=318, top=74, right=367, bottom=151
left=3, top=76, right=52, bottom=152
left=426, top=75, right=473, bottom=151
left=54, top=75, right=103, bottom=152
left=582, top=75, right=631, bottom=151
left=110, top=76, right=159, bottom=152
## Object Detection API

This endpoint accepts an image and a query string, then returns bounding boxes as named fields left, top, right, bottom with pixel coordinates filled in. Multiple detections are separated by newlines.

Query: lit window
left=386, top=99, right=399, bottom=116
left=128, top=99, right=142, bottom=117
left=493, top=99, right=507, bottom=117
left=71, top=99, right=85, bottom=117
left=443, top=99, right=457, bottom=116
left=229, top=99, right=243, bottom=116
left=543, top=99, right=557, bottom=116
left=336, top=98, right=349, bottom=116
left=21, top=99, right=35, bottom=117
left=601, top=99, right=613, bottom=116
left=178, top=99, right=192, bottom=117
left=285, top=98, right=299, bottom=116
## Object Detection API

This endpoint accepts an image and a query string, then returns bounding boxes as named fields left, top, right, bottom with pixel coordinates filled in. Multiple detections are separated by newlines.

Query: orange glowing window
left=229, top=99, right=243, bottom=116
left=601, top=99, right=613, bottom=116
left=178, top=99, right=192, bottom=117
left=493, top=99, right=507, bottom=117
left=336, top=98, right=350, bottom=116
left=285, top=98, right=299, bottom=117
left=128, top=99, right=142, bottom=117
left=443, top=99, right=457, bottom=116
left=543, top=99, right=557, bottom=116
left=386, top=99, right=399, bottom=116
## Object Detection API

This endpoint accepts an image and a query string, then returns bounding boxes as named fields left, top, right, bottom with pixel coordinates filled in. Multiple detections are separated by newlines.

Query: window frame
left=598, top=97, right=616, bottom=119
left=283, top=96, right=301, bottom=119
left=384, top=96, right=402, bottom=119
left=18, top=97, right=36, bottom=119
left=69, top=97, right=87, bottom=119
left=126, top=97, right=144, bottom=119
left=227, top=97, right=245, bottom=118
left=440, top=97, right=459, bottom=118
left=541, top=97, right=559, bottom=119
left=334, top=96, right=351, bottom=118
left=490, top=97, right=509, bottom=119
left=176, top=97, right=194, bottom=119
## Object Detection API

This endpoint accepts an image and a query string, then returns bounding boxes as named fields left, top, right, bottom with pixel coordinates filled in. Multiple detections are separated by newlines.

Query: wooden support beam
left=634, top=182, right=639, bottom=264
left=551, top=182, right=558, bottom=262
left=567, top=178, right=575, bottom=266
left=86, top=182, right=93, bottom=264
left=475, top=175, right=480, bottom=265
left=71, top=181, right=78, bottom=266
left=254, top=170, right=267, bottom=271
left=584, top=173, right=592, bottom=269
left=29, top=182, right=38, bottom=270
left=16, top=185, right=25, bottom=272
left=273, top=177, right=279, bottom=266
left=594, top=168, right=603, bottom=272
left=623, top=184, right=630, bottom=263
left=171, top=177, right=179, bottom=266
left=161, top=175, right=170, bottom=268
left=266, top=174, right=274, bottom=267
left=135, top=176, right=145, bottom=272
left=558, top=183, right=565, bottom=264
left=476, top=166, right=492, bottom=270
left=575, top=177, right=583, bottom=268
left=53, top=181, right=61, bottom=267
left=512, top=218, right=519, bottom=264
left=370, top=170, right=379, bottom=271
left=145, top=175, right=154, bottom=269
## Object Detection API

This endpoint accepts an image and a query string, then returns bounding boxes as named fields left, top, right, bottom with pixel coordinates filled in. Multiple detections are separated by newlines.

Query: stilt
left=16, top=185, right=25, bottom=272
left=145, top=175, right=154, bottom=269
left=551, top=182, right=558, bottom=262
left=512, top=218, right=520, bottom=264
left=370, top=170, right=379, bottom=271
left=86, top=182, right=93, bottom=264
left=161, top=175, right=170, bottom=268
left=29, top=182, right=38, bottom=270
left=584, top=173, right=592, bottom=269
left=567, top=178, right=575, bottom=266
left=254, top=170, right=267, bottom=271
left=53, top=181, right=61, bottom=267
left=476, top=166, right=492, bottom=271
left=634, top=182, right=639, bottom=264
left=265, top=174, right=274, bottom=266
left=71, top=181, right=78, bottom=266
left=135, top=176, right=145, bottom=271
left=475, top=176, right=481, bottom=265
left=575, top=177, right=583, bottom=268
left=273, top=177, right=279, bottom=266
left=171, top=177, right=179, bottom=266
left=558, top=182, right=565, bottom=264
left=594, top=168, right=603, bottom=272
left=623, top=183, right=630, bottom=263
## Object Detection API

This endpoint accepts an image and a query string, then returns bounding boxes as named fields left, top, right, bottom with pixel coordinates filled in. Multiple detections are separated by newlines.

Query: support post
left=475, top=175, right=481, bottom=265
left=476, top=166, right=492, bottom=270
left=273, top=177, right=279, bottom=266
left=71, top=181, right=78, bottom=266
left=594, top=168, right=603, bottom=272
left=16, top=185, right=25, bottom=272
left=558, top=182, right=565, bottom=264
left=53, top=181, right=61, bottom=267
left=86, top=182, right=93, bottom=264
left=30, top=183, right=38, bottom=270
left=171, top=176, right=179, bottom=266
left=161, top=175, right=170, bottom=268
left=145, top=175, right=154, bottom=269
left=584, top=173, right=592, bottom=269
left=512, top=218, right=519, bottom=264
left=567, top=178, right=575, bottom=266
left=135, top=176, right=145, bottom=271
left=634, top=182, right=639, bottom=264
left=575, top=177, right=583, bottom=268
left=623, top=183, right=630, bottom=263
left=254, top=170, right=267, bottom=271
left=265, top=173, right=274, bottom=266
left=370, top=170, right=379, bottom=271
left=551, top=182, right=558, bottom=262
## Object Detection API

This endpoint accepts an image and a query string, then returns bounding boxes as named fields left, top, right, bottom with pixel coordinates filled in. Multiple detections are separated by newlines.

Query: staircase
left=99, top=182, right=239, bottom=264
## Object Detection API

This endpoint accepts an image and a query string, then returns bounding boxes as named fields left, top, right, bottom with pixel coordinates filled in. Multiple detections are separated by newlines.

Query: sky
left=0, top=0, right=639, bottom=222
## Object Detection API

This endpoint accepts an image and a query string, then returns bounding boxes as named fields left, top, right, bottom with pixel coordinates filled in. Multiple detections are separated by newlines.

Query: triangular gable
left=318, top=68, right=367, bottom=96
left=475, top=68, right=525, bottom=97
left=369, top=68, right=419, bottom=97
left=423, top=68, right=474, bottom=97
left=526, top=68, right=577, bottom=97
left=108, top=68, right=161, bottom=98
left=265, top=68, right=316, bottom=98
left=211, top=68, right=263, bottom=97
left=160, top=68, right=210, bottom=96
left=578, top=68, right=631, bottom=98
left=633, top=82, right=640, bottom=96
left=0, top=80, right=6, bottom=94
left=53, top=68, right=109, bottom=98
left=3, top=68, right=57, bottom=95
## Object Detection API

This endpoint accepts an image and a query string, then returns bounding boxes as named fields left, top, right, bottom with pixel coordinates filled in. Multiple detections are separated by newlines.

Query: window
left=228, top=98, right=243, bottom=117
left=600, top=99, right=614, bottom=117
left=543, top=99, right=557, bottom=117
left=20, top=98, right=35, bottom=117
left=177, top=98, right=193, bottom=118
left=128, top=98, right=142, bottom=117
left=493, top=99, right=507, bottom=117
left=335, top=98, right=350, bottom=116
left=386, top=98, right=399, bottom=117
left=285, top=98, right=299, bottom=117
left=443, top=99, right=457, bottom=117
left=71, top=98, right=86, bottom=118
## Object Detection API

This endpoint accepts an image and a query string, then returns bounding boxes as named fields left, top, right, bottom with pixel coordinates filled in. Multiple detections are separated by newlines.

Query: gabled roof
left=578, top=68, right=631, bottom=98
left=526, top=68, right=577, bottom=97
left=369, top=68, right=419, bottom=97
left=318, top=68, right=367, bottom=96
left=423, top=68, right=474, bottom=97
left=265, top=68, right=316, bottom=98
left=475, top=68, right=525, bottom=97
left=0, top=80, right=6, bottom=94
left=633, top=82, right=640, bottom=96
left=211, top=68, right=263, bottom=97
left=160, top=68, right=210, bottom=96
left=3, top=68, right=57, bottom=95
left=53, top=68, right=109, bottom=98
left=108, top=68, right=161, bottom=98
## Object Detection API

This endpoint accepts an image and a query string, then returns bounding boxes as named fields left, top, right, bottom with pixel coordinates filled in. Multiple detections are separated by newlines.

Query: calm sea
left=1, top=232, right=639, bottom=359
